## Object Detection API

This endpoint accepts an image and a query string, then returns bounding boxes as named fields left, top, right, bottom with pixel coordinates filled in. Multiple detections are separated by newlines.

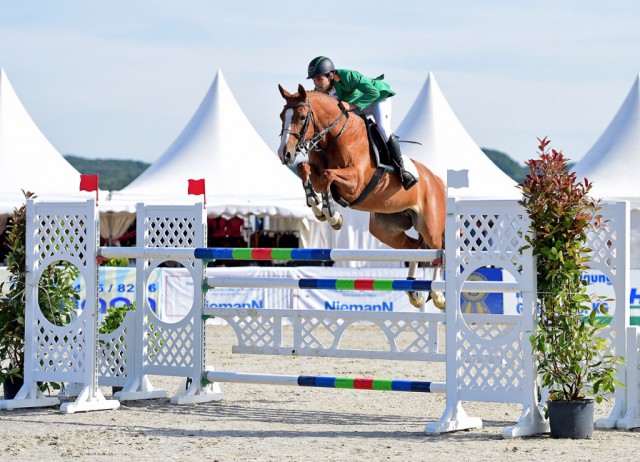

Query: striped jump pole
left=205, top=277, right=522, bottom=293
left=98, top=247, right=444, bottom=264
left=205, top=371, right=446, bottom=393
left=206, top=277, right=435, bottom=292
left=99, top=246, right=520, bottom=293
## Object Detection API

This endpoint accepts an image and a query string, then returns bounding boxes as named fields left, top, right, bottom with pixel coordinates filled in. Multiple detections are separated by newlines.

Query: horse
left=277, top=84, right=446, bottom=309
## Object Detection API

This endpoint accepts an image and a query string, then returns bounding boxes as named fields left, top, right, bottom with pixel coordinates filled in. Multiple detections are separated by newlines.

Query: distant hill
left=65, top=148, right=528, bottom=191
left=481, top=148, right=528, bottom=183
left=65, top=155, right=150, bottom=191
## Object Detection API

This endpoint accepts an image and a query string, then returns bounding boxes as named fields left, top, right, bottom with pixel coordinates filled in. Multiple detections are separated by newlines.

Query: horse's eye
left=299, top=114, right=307, bottom=122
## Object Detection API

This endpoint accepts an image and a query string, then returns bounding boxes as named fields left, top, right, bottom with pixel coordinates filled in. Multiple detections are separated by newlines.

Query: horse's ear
left=297, top=84, right=307, bottom=100
left=278, top=84, right=291, bottom=99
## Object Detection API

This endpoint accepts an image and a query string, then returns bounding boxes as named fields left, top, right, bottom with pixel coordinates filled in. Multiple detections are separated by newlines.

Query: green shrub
left=518, top=137, right=622, bottom=403
left=100, top=302, right=135, bottom=335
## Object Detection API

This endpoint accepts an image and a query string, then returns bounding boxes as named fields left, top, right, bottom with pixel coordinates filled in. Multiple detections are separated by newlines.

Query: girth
left=330, top=116, right=390, bottom=208
left=330, top=166, right=386, bottom=208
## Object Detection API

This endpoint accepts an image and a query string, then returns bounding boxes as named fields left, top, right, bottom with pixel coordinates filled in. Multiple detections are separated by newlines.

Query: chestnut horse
left=277, top=84, right=446, bottom=309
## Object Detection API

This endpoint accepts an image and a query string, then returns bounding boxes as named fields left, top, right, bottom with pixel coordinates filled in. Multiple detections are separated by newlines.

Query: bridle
left=281, top=99, right=349, bottom=157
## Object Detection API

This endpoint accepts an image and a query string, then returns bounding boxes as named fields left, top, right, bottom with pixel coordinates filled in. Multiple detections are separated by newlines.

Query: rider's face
left=312, top=74, right=332, bottom=92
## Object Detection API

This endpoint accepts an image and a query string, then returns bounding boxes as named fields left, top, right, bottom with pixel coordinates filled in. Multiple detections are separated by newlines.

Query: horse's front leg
left=321, top=191, right=343, bottom=230
left=319, top=170, right=345, bottom=230
left=430, top=265, right=446, bottom=310
left=297, top=162, right=326, bottom=222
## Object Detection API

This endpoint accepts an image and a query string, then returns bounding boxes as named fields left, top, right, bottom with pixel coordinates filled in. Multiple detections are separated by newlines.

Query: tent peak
left=395, top=71, right=517, bottom=197
left=573, top=72, right=640, bottom=196
left=213, top=68, right=225, bottom=80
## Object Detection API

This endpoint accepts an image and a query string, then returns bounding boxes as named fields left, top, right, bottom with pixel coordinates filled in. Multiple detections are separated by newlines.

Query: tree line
left=66, top=149, right=528, bottom=191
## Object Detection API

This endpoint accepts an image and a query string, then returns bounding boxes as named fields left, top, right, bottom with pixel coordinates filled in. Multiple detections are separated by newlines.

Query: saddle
left=330, top=116, right=394, bottom=208
left=362, top=116, right=396, bottom=172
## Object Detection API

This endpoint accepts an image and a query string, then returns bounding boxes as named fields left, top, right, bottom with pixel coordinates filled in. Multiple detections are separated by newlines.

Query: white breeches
left=361, top=97, right=393, bottom=141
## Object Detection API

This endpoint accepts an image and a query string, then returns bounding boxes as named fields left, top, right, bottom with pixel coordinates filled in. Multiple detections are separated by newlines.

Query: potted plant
left=518, top=137, right=622, bottom=439
left=1, top=191, right=79, bottom=399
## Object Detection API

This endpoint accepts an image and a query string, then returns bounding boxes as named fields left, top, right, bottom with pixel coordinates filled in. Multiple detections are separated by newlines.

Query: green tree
left=65, top=155, right=150, bottom=191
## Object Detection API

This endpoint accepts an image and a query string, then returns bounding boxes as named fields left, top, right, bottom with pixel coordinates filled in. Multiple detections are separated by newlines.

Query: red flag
left=188, top=178, right=206, bottom=196
left=80, top=174, right=99, bottom=192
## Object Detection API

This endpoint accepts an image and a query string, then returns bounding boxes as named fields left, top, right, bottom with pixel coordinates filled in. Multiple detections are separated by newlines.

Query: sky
left=1, top=1, right=639, bottom=165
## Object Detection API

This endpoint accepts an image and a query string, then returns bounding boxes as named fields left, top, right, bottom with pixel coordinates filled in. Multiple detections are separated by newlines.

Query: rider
left=306, top=56, right=417, bottom=190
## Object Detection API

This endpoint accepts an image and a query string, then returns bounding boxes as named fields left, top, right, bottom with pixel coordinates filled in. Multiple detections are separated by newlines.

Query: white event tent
left=107, top=70, right=318, bottom=245
left=0, top=68, right=94, bottom=235
left=396, top=72, right=518, bottom=198
left=573, top=74, right=640, bottom=267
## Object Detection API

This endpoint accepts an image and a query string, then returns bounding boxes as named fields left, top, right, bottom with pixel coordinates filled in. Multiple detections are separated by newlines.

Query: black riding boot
left=387, top=134, right=417, bottom=190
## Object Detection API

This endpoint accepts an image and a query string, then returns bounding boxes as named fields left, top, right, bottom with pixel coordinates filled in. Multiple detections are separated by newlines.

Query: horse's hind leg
left=407, top=248, right=445, bottom=310
left=429, top=265, right=446, bottom=310
left=411, top=198, right=446, bottom=310
left=406, top=261, right=426, bottom=309
left=369, top=212, right=427, bottom=308
left=369, top=212, right=420, bottom=250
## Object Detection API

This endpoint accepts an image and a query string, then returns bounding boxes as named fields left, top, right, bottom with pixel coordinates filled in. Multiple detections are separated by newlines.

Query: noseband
left=281, top=100, right=349, bottom=156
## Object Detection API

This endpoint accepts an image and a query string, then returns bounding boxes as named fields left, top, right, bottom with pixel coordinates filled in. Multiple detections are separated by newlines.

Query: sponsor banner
left=162, top=266, right=294, bottom=324
left=1, top=266, right=160, bottom=322
left=630, top=269, right=640, bottom=326
left=511, top=269, right=626, bottom=322
left=581, top=269, right=617, bottom=319
left=80, top=267, right=161, bottom=320
left=460, top=267, right=504, bottom=314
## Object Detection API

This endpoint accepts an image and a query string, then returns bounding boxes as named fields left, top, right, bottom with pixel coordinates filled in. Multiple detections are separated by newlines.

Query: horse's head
left=278, top=84, right=312, bottom=166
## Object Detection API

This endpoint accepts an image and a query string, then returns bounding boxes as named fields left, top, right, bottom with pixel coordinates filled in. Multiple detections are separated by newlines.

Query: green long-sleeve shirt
left=324, top=69, right=395, bottom=111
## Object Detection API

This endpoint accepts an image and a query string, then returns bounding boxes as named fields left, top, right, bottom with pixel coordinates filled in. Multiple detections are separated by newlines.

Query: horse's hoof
left=431, top=291, right=446, bottom=310
left=311, top=204, right=327, bottom=221
left=407, top=291, right=425, bottom=308
left=329, top=214, right=343, bottom=230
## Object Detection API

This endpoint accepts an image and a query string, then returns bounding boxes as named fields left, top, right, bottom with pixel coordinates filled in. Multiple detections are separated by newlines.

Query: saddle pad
left=403, top=154, right=419, bottom=180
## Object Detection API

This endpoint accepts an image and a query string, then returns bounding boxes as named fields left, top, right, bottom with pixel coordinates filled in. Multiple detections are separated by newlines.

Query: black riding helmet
left=307, top=56, right=335, bottom=79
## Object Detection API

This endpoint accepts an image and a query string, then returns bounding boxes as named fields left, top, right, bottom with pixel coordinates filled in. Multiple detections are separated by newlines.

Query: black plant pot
left=548, top=399, right=595, bottom=439
left=2, top=376, right=24, bottom=400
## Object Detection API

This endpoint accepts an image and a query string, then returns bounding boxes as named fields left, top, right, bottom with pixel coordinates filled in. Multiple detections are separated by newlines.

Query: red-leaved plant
left=518, top=137, right=622, bottom=403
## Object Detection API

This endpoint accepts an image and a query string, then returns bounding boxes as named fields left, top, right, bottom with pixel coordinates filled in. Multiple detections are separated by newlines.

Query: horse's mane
left=305, top=89, right=362, bottom=128
left=305, top=89, right=341, bottom=111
